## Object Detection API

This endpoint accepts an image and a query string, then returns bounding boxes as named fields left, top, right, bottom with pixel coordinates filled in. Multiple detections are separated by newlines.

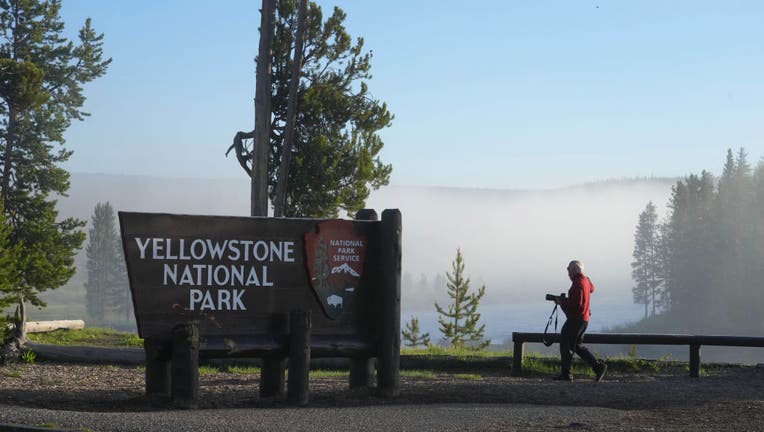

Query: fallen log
left=25, top=320, right=85, bottom=333
left=28, top=343, right=144, bottom=365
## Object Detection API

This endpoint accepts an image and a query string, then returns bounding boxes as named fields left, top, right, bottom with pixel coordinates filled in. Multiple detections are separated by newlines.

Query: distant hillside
left=44, top=173, right=676, bottom=328
left=58, top=173, right=252, bottom=220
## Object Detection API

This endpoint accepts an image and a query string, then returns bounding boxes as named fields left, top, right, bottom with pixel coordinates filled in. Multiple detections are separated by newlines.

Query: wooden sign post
left=119, top=209, right=401, bottom=406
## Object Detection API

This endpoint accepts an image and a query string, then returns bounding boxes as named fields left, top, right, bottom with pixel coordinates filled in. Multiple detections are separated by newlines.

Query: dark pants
left=560, top=318, right=598, bottom=375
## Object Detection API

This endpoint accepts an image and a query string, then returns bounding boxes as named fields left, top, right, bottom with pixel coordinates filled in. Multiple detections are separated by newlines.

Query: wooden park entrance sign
left=119, top=209, right=401, bottom=407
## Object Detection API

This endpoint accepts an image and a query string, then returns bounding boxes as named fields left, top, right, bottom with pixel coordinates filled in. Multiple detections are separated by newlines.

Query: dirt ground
left=1, top=361, right=763, bottom=431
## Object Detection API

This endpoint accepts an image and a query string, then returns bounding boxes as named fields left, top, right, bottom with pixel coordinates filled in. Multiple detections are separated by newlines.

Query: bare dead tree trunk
left=273, top=0, right=308, bottom=218
left=14, top=295, right=27, bottom=344
left=1, top=105, right=16, bottom=202
left=1, top=295, right=27, bottom=364
left=225, top=130, right=255, bottom=176
left=252, top=0, right=276, bottom=217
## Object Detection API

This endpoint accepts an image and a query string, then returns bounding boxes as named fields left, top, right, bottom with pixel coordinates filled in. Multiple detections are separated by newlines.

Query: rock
left=0, top=337, right=23, bottom=365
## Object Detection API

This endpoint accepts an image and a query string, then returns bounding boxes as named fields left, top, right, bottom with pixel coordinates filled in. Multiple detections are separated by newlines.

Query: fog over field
left=48, top=173, right=676, bottom=342
left=365, top=180, right=675, bottom=304
left=366, top=179, right=678, bottom=342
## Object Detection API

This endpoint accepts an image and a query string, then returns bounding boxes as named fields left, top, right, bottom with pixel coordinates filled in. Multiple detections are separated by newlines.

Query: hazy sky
left=59, top=0, right=764, bottom=189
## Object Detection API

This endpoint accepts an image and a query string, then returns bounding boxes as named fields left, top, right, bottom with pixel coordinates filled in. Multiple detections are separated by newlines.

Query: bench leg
left=144, top=337, right=171, bottom=397
left=689, top=344, right=701, bottom=378
left=350, top=357, right=375, bottom=388
left=171, top=323, right=199, bottom=408
left=260, top=356, right=286, bottom=397
left=287, top=310, right=311, bottom=406
left=512, top=341, right=524, bottom=377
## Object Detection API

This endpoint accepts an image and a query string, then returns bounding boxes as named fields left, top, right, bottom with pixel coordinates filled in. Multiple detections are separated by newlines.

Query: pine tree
left=435, top=248, right=490, bottom=349
left=0, top=203, right=20, bottom=343
left=85, top=202, right=128, bottom=323
left=631, top=201, right=663, bottom=317
left=401, top=316, right=430, bottom=348
left=662, top=171, right=716, bottom=322
left=751, top=160, right=764, bottom=320
left=228, top=1, right=393, bottom=217
left=0, top=0, right=110, bottom=332
left=715, top=148, right=755, bottom=321
left=655, top=220, right=673, bottom=312
left=647, top=148, right=764, bottom=332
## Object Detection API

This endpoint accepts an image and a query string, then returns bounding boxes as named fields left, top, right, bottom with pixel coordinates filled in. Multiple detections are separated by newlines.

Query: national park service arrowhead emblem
left=305, top=220, right=367, bottom=319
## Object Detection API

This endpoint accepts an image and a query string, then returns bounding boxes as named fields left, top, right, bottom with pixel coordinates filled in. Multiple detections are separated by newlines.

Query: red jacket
left=561, top=273, right=595, bottom=322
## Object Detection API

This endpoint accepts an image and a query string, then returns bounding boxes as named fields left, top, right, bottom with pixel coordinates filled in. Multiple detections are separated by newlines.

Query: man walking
left=554, top=260, right=607, bottom=382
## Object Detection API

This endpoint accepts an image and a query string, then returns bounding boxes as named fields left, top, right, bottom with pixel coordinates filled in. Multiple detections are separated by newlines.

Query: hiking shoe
left=594, top=362, right=607, bottom=382
left=553, top=374, right=573, bottom=382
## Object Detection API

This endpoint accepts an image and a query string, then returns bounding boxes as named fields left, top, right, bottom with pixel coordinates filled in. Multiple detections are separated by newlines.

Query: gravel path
left=0, top=404, right=633, bottom=432
left=0, top=362, right=762, bottom=431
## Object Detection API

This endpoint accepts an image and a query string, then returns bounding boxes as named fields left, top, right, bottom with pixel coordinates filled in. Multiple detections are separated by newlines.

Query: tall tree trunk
left=252, top=0, right=276, bottom=217
left=273, top=0, right=308, bottom=218
left=14, top=295, right=27, bottom=344
left=1, top=106, right=16, bottom=203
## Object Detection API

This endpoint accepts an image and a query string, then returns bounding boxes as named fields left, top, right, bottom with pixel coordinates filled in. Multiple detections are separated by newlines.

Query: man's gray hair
left=568, top=260, right=584, bottom=275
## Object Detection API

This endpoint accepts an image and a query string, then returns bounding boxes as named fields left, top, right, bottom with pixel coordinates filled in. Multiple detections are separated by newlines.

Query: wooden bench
left=143, top=310, right=388, bottom=407
left=512, top=332, right=764, bottom=377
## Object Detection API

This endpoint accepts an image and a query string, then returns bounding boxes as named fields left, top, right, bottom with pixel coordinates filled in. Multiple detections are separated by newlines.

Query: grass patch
left=198, top=365, right=220, bottom=375
left=100, top=364, right=121, bottom=372
left=401, top=346, right=511, bottom=373
left=402, top=346, right=511, bottom=358
left=227, top=365, right=261, bottom=375
left=21, top=350, right=37, bottom=364
left=521, top=352, right=612, bottom=377
left=401, top=370, right=436, bottom=380
left=28, top=328, right=143, bottom=348
left=518, top=352, right=706, bottom=377
left=454, top=373, right=482, bottom=380
left=309, top=369, right=348, bottom=378
left=37, top=375, right=55, bottom=386
left=606, top=356, right=661, bottom=373
left=1, top=368, right=23, bottom=378
left=521, top=353, right=557, bottom=374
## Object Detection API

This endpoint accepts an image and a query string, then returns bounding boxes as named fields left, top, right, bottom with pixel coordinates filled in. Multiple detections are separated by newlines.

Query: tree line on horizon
left=631, top=148, right=764, bottom=333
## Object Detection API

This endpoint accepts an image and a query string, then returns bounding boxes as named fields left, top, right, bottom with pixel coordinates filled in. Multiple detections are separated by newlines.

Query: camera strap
left=542, top=303, right=559, bottom=347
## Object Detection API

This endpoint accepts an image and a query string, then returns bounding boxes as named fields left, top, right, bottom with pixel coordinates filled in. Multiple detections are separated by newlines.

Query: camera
left=545, top=293, right=567, bottom=302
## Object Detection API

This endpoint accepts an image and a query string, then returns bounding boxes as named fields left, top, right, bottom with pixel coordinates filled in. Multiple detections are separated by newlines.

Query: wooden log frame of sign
left=119, top=209, right=402, bottom=407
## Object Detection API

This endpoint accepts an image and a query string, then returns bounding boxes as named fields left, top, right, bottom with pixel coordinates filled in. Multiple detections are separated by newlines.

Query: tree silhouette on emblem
left=314, top=237, right=331, bottom=293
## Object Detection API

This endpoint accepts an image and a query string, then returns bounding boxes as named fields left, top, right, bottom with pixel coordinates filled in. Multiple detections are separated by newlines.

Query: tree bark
left=225, top=130, right=255, bottom=176
left=24, top=320, right=85, bottom=333
left=14, top=296, right=27, bottom=344
left=273, top=0, right=308, bottom=217
left=252, top=0, right=277, bottom=217
left=1, top=296, right=26, bottom=364
left=27, top=342, right=144, bottom=365
left=1, top=105, right=16, bottom=202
